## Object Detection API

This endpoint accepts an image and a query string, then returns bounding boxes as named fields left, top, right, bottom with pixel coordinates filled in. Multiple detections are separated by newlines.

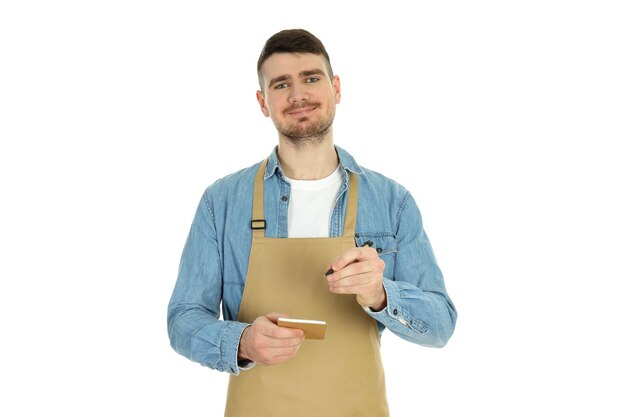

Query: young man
left=168, top=29, right=457, bottom=416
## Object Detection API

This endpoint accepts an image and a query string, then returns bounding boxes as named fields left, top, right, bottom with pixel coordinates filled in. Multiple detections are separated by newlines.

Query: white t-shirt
left=284, top=166, right=343, bottom=238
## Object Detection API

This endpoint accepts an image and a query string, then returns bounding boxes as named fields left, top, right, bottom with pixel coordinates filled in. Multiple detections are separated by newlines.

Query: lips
left=286, top=105, right=318, bottom=117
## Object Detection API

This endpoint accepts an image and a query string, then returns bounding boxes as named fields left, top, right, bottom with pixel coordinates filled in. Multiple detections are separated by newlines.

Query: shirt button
left=281, top=196, right=288, bottom=202
left=393, top=308, right=398, bottom=316
left=376, top=247, right=382, bottom=253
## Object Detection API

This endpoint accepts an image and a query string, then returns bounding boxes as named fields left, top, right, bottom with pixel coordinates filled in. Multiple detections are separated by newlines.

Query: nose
left=288, top=82, right=309, bottom=103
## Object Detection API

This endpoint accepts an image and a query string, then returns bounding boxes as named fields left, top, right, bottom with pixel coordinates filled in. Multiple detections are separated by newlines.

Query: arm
left=326, top=191, right=456, bottom=347
left=167, top=190, right=249, bottom=374
left=366, top=191, right=457, bottom=347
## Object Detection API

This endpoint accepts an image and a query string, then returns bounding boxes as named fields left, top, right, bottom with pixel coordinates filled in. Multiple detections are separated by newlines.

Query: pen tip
left=324, top=268, right=334, bottom=276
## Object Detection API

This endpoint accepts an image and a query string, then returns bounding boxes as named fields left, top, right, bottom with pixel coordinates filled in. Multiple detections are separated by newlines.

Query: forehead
left=260, top=53, right=329, bottom=80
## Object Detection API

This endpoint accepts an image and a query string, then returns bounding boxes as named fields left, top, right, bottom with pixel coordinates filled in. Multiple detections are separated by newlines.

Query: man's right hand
left=238, top=312, right=305, bottom=366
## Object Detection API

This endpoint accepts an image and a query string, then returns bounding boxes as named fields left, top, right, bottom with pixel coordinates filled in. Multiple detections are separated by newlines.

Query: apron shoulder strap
left=343, top=171, right=358, bottom=236
left=251, top=159, right=268, bottom=238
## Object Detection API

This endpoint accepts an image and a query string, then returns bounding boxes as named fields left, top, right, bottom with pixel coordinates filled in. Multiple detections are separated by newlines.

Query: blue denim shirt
left=167, top=146, right=457, bottom=375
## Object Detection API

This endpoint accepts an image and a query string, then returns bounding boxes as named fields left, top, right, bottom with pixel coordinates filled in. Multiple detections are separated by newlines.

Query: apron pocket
left=355, top=232, right=398, bottom=278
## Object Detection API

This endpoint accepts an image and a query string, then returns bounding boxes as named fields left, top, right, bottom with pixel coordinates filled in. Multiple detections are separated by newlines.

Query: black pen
left=324, top=240, right=373, bottom=276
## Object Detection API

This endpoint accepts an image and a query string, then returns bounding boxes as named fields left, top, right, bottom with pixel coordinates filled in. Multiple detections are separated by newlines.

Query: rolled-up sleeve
left=365, top=191, right=457, bottom=347
left=167, top=190, right=248, bottom=374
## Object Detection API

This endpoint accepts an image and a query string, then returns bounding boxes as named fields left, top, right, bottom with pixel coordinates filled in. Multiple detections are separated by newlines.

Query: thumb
left=265, top=312, right=290, bottom=324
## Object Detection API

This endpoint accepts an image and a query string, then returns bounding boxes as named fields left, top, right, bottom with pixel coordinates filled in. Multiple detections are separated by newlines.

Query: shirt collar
left=264, top=145, right=364, bottom=180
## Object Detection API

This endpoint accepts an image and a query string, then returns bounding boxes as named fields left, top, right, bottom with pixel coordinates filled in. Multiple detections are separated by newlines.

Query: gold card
left=277, top=318, right=327, bottom=340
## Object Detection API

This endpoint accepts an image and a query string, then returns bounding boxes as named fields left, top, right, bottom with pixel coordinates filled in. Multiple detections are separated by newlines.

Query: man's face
left=257, top=53, right=341, bottom=142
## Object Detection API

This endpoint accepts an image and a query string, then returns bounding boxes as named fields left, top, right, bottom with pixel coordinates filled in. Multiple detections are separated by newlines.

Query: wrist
left=367, top=286, right=388, bottom=312
left=237, top=326, right=251, bottom=361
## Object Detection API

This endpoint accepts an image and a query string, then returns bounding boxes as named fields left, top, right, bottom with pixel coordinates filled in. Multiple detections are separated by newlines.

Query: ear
left=333, top=75, right=341, bottom=104
left=256, top=90, right=270, bottom=117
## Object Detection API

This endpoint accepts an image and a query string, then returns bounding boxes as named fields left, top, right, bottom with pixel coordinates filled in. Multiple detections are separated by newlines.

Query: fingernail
left=324, top=268, right=334, bottom=276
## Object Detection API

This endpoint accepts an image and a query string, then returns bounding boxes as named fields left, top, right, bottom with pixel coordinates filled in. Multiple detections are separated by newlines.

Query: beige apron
left=224, top=160, right=389, bottom=417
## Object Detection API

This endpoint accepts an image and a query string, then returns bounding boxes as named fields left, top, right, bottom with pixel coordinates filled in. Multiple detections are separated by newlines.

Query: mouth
left=286, top=106, right=318, bottom=118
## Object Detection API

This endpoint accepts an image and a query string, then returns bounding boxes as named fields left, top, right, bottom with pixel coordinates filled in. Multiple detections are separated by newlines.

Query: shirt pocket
left=354, top=232, right=398, bottom=279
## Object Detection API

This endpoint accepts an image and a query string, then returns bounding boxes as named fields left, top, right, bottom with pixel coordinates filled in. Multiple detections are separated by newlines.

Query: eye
left=274, top=82, right=289, bottom=90
left=305, top=77, right=320, bottom=83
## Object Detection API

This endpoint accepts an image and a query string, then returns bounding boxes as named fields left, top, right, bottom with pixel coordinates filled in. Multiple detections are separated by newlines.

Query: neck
left=277, top=132, right=339, bottom=180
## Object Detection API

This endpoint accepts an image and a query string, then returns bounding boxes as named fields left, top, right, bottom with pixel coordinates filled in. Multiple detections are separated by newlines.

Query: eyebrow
left=268, top=68, right=326, bottom=88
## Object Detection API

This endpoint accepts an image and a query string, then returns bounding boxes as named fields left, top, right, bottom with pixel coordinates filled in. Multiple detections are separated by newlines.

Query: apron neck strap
left=252, top=158, right=358, bottom=238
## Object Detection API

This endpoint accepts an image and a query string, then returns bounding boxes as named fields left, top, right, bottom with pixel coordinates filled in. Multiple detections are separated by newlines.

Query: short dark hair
left=257, top=29, right=334, bottom=89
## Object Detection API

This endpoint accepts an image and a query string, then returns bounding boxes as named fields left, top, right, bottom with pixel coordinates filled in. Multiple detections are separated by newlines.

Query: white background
left=1, top=1, right=625, bottom=416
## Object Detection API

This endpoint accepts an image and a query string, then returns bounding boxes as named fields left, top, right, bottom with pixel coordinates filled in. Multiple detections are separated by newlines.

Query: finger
left=270, top=343, right=304, bottom=359
left=267, top=339, right=303, bottom=355
left=262, top=323, right=304, bottom=339
left=327, top=247, right=377, bottom=272
left=329, top=282, right=373, bottom=295
left=329, top=272, right=372, bottom=289
left=264, top=336, right=305, bottom=349
left=326, top=259, right=378, bottom=284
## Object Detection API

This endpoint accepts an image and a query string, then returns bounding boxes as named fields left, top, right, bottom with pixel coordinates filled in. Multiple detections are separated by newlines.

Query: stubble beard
left=277, top=106, right=335, bottom=149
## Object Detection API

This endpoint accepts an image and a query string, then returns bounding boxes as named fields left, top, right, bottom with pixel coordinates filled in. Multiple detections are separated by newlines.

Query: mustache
left=283, top=103, right=320, bottom=114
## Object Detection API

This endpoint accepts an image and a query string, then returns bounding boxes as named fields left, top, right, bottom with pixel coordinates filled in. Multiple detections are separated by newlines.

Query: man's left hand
left=326, top=247, right=387, bottom=311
